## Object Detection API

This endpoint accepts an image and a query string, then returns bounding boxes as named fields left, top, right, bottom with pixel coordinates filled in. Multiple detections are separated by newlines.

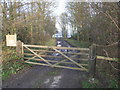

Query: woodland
left=1, top=1, right=120, bottom=87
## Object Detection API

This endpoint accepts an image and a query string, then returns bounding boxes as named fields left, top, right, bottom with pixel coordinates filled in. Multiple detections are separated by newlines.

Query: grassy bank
left=65, top=39, right=90, bottom=48
left=2, top=38, right=56, bottom=80
left=2, top=47, right=29, bottom=80
left=45, top=38, right=56, bottom=46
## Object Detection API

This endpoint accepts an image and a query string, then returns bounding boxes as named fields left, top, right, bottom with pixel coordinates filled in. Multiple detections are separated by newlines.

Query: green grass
left=109, top=79, right=118, bottom=88
left=2, top=61, right=27, bottom=80
left=82, top=80, right=99, bottom=88
left=45, top=38, right=56, bottom=46
left=66, top=39, right=90, bottom=48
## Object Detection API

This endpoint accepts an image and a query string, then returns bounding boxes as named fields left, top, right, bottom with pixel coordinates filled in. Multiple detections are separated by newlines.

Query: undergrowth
left=2, top=46, right=31, bottom=80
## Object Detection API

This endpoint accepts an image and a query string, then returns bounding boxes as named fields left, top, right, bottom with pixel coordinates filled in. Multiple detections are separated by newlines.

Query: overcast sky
left=53, top=0, right=67, bottom=35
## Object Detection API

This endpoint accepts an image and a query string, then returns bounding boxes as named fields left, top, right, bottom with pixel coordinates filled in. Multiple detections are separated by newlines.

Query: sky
left=54, top=0, right=66, bottom=16
left=53, top=0, right=73, bottom=37
left=53, top=0, right=67, bottom=36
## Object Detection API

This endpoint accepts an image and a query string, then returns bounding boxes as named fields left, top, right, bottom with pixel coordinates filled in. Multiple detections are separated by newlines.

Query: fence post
left=16, top=40, right=23, bottom=57
left=89, top=44, right=96, bottom=82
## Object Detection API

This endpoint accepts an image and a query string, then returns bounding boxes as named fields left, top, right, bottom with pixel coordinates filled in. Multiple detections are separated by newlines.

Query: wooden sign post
left=6, top=34, right=23, bottom=56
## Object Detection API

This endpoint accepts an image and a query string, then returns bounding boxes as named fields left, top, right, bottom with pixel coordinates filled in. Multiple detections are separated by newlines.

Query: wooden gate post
left=89, top=44, right=96, bottom=79
left=16, top=40, right=23, bottom=57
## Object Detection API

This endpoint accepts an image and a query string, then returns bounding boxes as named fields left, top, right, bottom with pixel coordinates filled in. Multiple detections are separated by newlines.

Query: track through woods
left=2, top=39, right=89, bottom=88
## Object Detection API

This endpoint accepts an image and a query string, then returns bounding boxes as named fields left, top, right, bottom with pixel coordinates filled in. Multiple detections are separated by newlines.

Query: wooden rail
left=24, top=54, right=88, bottom=61
left=24, top=49, right=89, bottom=55
left=25, top=61, right=88, bottom=71
left=97, top=56, right=119, bottom=62
left=23, top=44, right=90, bottom=51
left=24, top=46, right=53, bottom=66
left=25, top=58, right=88, bottom=66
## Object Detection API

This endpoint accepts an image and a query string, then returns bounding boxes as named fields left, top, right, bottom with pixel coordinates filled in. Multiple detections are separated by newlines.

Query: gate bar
left=23, top=44, right=90, bottom=51
left=53, top=48, right=88, bottom=71
left=25, top=61, right=88, bottom=71
left=24, top=46, right=53, bottom=67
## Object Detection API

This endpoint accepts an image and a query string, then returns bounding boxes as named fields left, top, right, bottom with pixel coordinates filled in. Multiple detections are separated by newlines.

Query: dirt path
left=2, top=39, right=89, bottom=88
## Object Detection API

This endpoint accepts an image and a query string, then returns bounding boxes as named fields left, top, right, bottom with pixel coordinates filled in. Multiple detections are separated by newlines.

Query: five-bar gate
left=16, top=40, right=96, bottom=77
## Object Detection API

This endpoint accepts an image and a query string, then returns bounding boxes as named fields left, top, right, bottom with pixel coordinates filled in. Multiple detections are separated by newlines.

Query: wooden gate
left=22, top=44, right=90, bottom=72
left=16, top=40, right=97, bottom=73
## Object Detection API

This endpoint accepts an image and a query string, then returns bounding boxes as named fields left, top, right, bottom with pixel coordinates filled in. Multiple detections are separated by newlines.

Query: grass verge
left=44, top=38, right=56, bottom=46
left=65, top=39, right=90, bottom=48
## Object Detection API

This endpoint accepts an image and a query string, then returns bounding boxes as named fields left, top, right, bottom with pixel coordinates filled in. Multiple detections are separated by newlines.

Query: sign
left=6, top=34, right=17, bottom=46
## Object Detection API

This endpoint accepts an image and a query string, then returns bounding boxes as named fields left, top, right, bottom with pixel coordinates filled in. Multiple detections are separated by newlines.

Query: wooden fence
left=16, top=40, right=119, bottom=78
